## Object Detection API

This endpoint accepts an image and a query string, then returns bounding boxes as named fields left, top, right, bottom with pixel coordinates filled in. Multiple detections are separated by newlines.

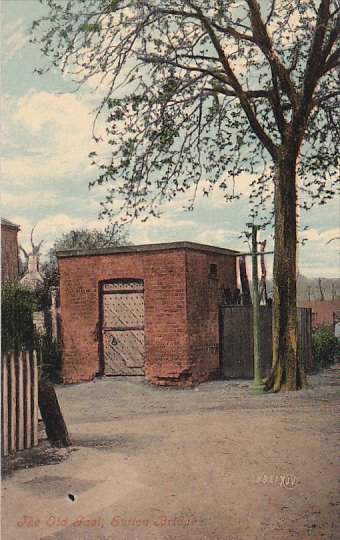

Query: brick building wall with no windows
left=57, top=242, right=238, bottom=386
left=186, top=250, right=237, bottom=383
left=1, top=219, right=20, bottom=284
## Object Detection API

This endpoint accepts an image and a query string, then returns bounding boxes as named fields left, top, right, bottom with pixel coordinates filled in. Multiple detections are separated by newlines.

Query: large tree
left=32, top=1, right=339, bottom=391
left=41, top=226, right=130, bottom=287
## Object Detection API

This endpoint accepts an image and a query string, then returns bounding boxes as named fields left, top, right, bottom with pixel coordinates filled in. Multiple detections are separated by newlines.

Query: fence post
left=2, top=355, right=9, bottom=457
left=9, top=353, right=17, bottom=453
left=25, top=351, right=32, bottom=449
left=32, top=351, right=39, bottom=447
left=17, top=352, right=24, bottom=451
left=2, top=350, right=41, bottom=456
left=39, top=377, right=71, bottom=448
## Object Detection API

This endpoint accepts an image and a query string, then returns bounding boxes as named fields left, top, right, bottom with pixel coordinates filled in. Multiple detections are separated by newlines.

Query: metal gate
left=101, top=280, right=145, bottom=375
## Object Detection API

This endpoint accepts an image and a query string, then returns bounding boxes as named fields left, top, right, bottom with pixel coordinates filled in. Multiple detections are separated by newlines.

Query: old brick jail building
left=57, top=242, right=238, bottom=386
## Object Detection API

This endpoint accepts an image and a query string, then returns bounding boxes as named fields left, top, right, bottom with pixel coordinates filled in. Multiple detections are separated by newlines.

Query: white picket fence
left=1, top=350, right=39, bottom=456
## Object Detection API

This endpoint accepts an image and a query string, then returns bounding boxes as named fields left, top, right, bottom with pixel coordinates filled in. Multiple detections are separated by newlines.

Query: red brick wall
left=58, top=247, right=237, bottom=386
left=186, top=251, right=237, bottom=384
left=143, top=251, right=189, bottom=385
left=58, top=250, right=189, bottom=384
left=297, top=299, right=340, bottom=329
left=1, top=226, right=19, bottom=284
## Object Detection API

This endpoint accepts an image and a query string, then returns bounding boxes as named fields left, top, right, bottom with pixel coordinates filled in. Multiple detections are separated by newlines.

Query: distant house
left=297, top=299, right=340, bottom=331
left=334, top=310, right=340, bottom=337
left=1, top=218, right=20, bottom=284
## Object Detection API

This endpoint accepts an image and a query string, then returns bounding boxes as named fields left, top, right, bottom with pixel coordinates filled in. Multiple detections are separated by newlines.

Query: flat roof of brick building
left=57, top=241, right=239, bottom=259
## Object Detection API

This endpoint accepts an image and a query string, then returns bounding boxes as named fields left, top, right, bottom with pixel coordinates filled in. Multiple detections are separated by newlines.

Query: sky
left=1, top=0, right=339, bottom=278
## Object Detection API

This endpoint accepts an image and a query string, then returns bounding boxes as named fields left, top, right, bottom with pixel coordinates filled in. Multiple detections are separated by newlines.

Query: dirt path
left=2, top=368, right=339, bottom=539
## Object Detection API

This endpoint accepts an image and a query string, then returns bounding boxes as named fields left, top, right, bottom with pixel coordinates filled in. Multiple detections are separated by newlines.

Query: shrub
left=312, top=327, right=340, bottom=369
left=1, top=283, right=62, bottom=384
left=37, top=335, right=63, bottom=384
left=1, top=283, right=39, bottom=353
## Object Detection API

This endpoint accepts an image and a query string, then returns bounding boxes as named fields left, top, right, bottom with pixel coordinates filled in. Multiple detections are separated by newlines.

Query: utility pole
left=251, top=226, right=265, bottom=393
left=239, top=224, right=273, bottom=393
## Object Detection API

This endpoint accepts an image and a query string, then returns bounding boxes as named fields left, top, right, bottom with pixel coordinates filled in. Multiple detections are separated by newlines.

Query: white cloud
left=194, top=227, right=241, bottom=247
left=164, top=173, right=256, bottom=215
left=298, top=228, right=339, bottom=278
left=2, top=18, right=28, bottom=61
left=129, top=215, right=196, bottom=245
left=128, top=223, right=152, bottom=245
left=156, top=216, right=195, bottom=229
left=1, top=190, right=59, bottom=210
left=16, top=213, right=88, bottom=254
left=299, top=228, right=340, bottom=245
left=3, top=91, right=96, bottom=184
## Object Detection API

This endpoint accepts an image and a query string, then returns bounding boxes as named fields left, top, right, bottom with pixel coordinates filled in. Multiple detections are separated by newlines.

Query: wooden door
left=102, top=280, right=145, bottom=375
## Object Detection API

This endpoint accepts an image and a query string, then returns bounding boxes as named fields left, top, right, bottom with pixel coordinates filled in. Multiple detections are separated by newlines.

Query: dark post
left=38, top=377, right=71, bottom=447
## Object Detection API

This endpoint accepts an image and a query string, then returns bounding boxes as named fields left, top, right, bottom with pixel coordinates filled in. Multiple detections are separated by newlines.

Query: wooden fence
left=219, top=306, right=313, bottom=379
left=297, top=307, right=313, bottom=371
left=1, top=350, right=39, bottom=457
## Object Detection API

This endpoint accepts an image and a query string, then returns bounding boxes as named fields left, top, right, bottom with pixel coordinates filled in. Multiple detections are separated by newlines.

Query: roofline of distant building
left=1, top=218, right=20, bottom=230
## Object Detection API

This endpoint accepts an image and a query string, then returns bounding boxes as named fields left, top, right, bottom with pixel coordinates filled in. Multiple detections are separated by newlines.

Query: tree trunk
left=259, top=240, right=268, bottom=305
left=239, top=255, right=252, bottom=305
left=38, top=377, right=71, bottom=447
left=264, top=152, right=308, bottom=392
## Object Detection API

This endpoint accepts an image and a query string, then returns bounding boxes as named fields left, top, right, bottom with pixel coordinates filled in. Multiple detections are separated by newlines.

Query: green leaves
left=236, top=134, right=245, bottom=148
left=1, top=284, right=39, bottom=354
left=53, top=227, right=129, bottom=251
left=31, top=0, right=338, bottom=226
left=312, top=327, right=340, bottom=369
left=104, top=0, right=121, bottom=13
left=107, top=98, right=122, bottom=109
left=79, top=22, right=102, bottom=33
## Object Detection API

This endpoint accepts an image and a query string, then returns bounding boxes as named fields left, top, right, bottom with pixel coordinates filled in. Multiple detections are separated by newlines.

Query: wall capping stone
left=57, top=241, right=239, bottom=259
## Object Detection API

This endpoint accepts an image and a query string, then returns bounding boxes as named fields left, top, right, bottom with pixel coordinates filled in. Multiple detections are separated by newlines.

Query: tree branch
left=321, top=50, right=340, bottom=75
left=311, top=90, right=339, bottom=109
left=296, top=1, right=337, bottom=138
left=188, top=2, right=278, bottom=157
left=303, top=0, right=332, bottom=93
left=265, top=0, right=276, bottom=25
left=138, top=53, right=233, bottom=87
left=204, top=86, right=274, bottom=100
left=154, top=6, right=255, bottom=43
left=246, top=0, right=298, bottom=108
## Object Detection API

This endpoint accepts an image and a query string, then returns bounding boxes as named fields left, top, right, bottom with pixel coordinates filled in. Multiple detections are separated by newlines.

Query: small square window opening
left=209, top=263, right=218, bottom=279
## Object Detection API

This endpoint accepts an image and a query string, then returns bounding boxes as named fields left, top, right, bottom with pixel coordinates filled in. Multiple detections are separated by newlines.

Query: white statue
left=19, top=225, right=44, bottom=290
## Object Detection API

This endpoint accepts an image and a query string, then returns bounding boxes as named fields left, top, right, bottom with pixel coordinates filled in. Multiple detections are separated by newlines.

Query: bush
left=2, top=283, right=63, bottom=384
left=37, top=335, right=63, bottom=384
left=312, top=327, right=340, bottom=369
left=1, top=283, right=39, bottom=353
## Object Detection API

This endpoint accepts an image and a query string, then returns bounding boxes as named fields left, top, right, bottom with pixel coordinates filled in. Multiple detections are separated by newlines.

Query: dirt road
left=2, top=368, right=339, bottom=539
